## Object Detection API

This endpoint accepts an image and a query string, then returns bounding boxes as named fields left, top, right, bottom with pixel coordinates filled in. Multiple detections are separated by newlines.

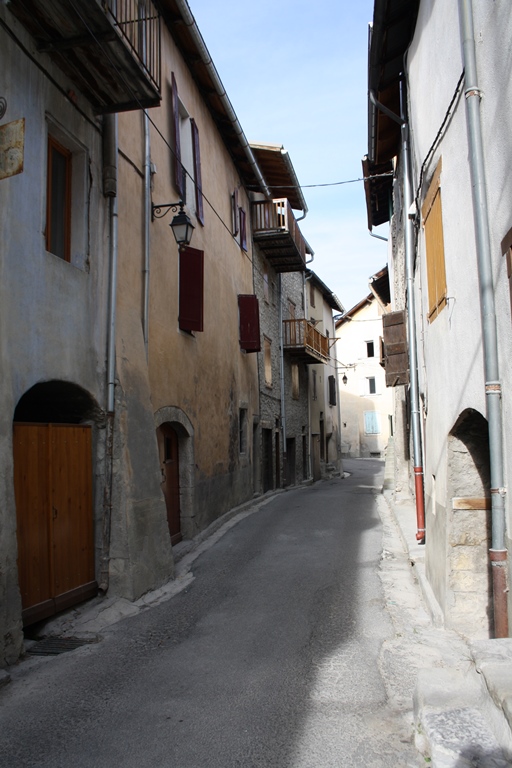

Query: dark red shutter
left=328, top=375, right=336, bottom=406
left=179, top=246, right=204, bottom=332
left=171, top=73, right=184, bottom=198
left=191, top=119, right=204, bottom=225
left=239, top=207, right=247, bottom=251
left=232, top=189, right=239, bottom=235
left=238, top=295, right=261, bottom=352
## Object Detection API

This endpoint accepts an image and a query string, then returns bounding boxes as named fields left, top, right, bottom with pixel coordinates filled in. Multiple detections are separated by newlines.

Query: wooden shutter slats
left=422, top=158, right=447, bottom=322
left=238, top=294, right=261, bottom=352
left=382, top=310, right=409, bottom=387
left=179, top=246, right=204, bottom=332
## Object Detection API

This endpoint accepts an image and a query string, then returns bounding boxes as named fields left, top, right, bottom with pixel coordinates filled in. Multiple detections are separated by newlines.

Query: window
left=46, top=136, right=71, bottom=261
left=238, top=295, right=260, bottom=352
left=232, top=188, right=239, bottom=235
left=46, top=124, right=87, bottom=268
left=288, top=300, right=296, bottom=320
left=239, top=408, right=247, bottom=454
left=191, top=119, right=204, bottom=225
left=179, top=246, right=204, bottom=332
left=264, top=337, right=272, bottom=386
left=328, top=375, right=336, bottom=406
left=291, top=363, right=299, bottom=399
left=364, top=411, right=381, bottom=434
left=239, top=207, right=247, bottom=251
left=312, top=369, right=317, bottom=400
left=368, top=377, right=376, bottom=395
left=171, top=74, right=203, bottom=224
left=366, top=340, right=375, bottom=358
left=422, top=157, right=447, bottom=322
left=263, top=266, right=269, bottom=302
left=171, top=73, right=184, bottom=198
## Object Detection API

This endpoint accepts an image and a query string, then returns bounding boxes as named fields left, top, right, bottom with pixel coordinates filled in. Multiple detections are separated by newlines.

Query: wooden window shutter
left=328, top=375, right=336, bottom=406
left=191, top=119, right=204, bottom=225
left=171, top=73, right=184, bottom=198
left=238, top=295, right=261, bottom=352
left=382, top=310, right=409, bottom=387
left=422, top=158, right=447, bottom=322
left=239, top=207, right=247, bottom=251
left=179, top=246, right=204, bottom=332
left=232, top=188, right=239, bottom=235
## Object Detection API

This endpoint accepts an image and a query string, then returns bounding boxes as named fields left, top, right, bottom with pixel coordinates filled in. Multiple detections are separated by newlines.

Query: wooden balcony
left=283, top=319, right=329, bottom=364
left=8, top=0, right=161, bottom=113
left=252, top=199, right=307, bottom=272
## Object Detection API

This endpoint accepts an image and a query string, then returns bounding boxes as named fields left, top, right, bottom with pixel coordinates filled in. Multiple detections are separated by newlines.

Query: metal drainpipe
left=99, top=113, right=118, bottom=593
left=143, top=109, right=151, bottom=357
left=459, top=0, right=508, bottom=637
left=142, top=8, right=151, bottom=357
left=369, top=86, right=426, bottom=543
left=174, top=0, right=270, bottom=200
left=279, top=274, right=288, bottom=486
left=304, top=272, right=312, bottom=479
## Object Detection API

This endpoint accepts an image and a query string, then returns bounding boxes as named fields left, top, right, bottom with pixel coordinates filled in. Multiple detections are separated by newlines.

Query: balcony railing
left=283, top=319, right=329, bottom=364
left=105, top=0, right=160, bottom=92
left=8, top=0, right=161, bottom=113
left=252, top=199, right=307, bottom=272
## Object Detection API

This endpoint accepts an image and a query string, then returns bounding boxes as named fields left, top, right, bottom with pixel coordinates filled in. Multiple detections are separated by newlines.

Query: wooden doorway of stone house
left=262, top=428, right=273, bottom=492
left=157, top=423, right=182, bottom=545
left=13, top=381, right=98, bottom=627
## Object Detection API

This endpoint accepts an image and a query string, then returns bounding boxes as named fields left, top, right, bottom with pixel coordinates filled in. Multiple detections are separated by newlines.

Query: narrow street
left=0, top=460, right=423, bottom=767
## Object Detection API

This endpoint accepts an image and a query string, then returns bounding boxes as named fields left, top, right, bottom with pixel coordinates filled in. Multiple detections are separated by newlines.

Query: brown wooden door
left=13, top=423, right=96, bottom=626
left=157, top=424, right=182, bottom=545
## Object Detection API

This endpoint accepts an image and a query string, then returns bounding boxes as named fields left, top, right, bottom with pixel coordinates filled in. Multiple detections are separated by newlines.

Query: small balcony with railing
left=283, top=319, right=329, bottom=364
left=8, top=0, right=161, bottom=113
left=251, top=198, right=308, bottom=272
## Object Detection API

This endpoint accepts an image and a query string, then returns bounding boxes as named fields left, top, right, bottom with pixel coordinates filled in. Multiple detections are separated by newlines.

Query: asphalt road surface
left=0, top=458, right=422, bottom=767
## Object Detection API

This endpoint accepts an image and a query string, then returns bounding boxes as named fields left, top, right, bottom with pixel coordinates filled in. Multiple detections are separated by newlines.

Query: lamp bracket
left=151, top=200, right=183, bottom=222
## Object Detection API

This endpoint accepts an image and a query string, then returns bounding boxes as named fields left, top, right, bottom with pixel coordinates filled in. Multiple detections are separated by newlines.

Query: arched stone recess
left=154, top=406, right=196, bottom=540
left=446, top=408, right=492, bottom=637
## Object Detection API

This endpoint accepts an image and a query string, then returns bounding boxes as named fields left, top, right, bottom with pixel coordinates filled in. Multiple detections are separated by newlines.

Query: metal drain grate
left=27, top=636, right=98, bottom=656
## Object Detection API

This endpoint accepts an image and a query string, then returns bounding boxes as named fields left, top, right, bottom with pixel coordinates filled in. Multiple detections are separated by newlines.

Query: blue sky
left=189, top=0, right=388, bottom=312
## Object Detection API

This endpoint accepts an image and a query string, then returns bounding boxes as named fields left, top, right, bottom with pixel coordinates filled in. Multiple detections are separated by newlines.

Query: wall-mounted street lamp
left=151, top=200, right=195, bottom=247
left=342, top=373, right=348, bottom=386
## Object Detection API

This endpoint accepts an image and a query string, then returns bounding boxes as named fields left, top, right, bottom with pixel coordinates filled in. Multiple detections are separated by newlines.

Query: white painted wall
left=335, top=297, right=393, bottom=458
left=403, top=0, right=512, bottom=634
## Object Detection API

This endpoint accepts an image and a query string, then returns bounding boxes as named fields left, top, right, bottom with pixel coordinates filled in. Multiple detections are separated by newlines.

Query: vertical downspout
left=143, top=112, right=151, bottom=356
left=279, top=274, right=287, bottom=485
left=369, top=87, right=426, bottom=542
left=459, top=0, right=508, bottom=637
left=399, top=80, right=426, bottom=544
left=304, top=272, right=312, bottom=479
left=141, top=6, right=151, bottom=357
left=99, top=113, right=118, bottom=593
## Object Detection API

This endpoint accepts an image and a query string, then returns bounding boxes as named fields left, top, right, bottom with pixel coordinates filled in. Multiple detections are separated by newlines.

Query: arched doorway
left=156, top=423, right=182, bottom=545
left=447, top=408, right=491, bottom=636
left=13, top=381, right=99, bottom=626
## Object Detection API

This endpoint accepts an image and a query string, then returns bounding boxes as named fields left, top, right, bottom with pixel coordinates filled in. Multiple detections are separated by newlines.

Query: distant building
left=335, top=283, right=393, bottom=460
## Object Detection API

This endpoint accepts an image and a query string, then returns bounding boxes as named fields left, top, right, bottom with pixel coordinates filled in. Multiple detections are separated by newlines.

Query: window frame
left=46, top=135, right=72, bottom=262
left=264, top=336, right=272, bottom=386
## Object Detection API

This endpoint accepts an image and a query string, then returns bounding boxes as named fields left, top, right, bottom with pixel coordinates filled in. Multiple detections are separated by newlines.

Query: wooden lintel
left=452, top=497, right=491, bottom=510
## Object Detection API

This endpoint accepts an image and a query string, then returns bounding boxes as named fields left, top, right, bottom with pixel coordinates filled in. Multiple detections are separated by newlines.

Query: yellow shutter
left=422, top=158, right=447, bottom=322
